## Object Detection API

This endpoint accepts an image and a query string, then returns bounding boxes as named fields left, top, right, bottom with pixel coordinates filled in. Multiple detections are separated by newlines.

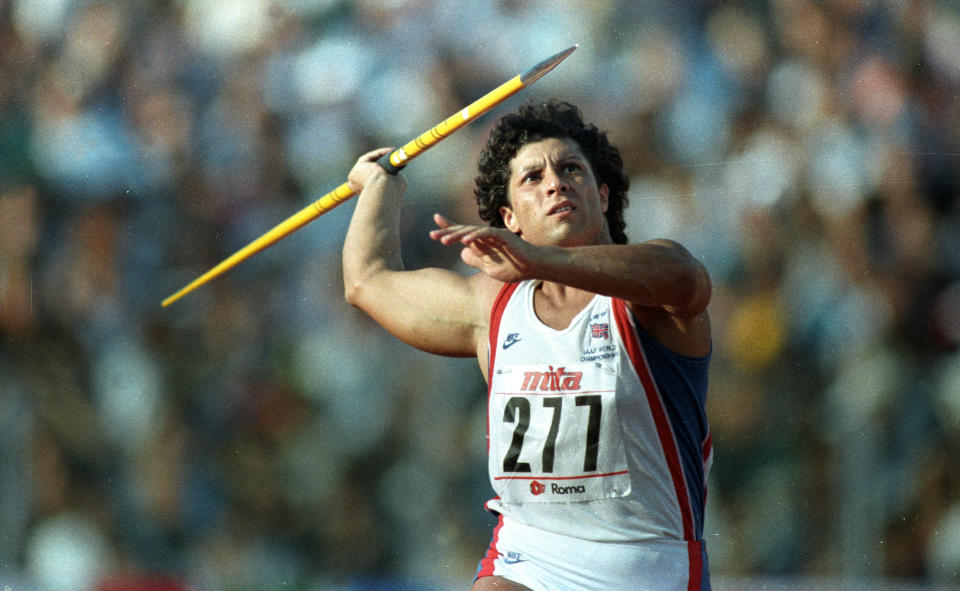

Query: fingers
left=348, top=147, right=397, bottom=193
left=460, top=243, right=485, bottom=269
left=429, top=213, right=461, bottom=243
left=433, top=213, right=453, bottom=228
left=359, top=147, right=394, bottom=163
left=430, top=214, right=527, bottom=281
left=429, top=215, right=491, bottom=246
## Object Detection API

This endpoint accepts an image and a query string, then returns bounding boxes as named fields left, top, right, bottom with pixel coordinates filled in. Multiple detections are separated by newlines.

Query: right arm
left=342, top=149, right=497, bottom=359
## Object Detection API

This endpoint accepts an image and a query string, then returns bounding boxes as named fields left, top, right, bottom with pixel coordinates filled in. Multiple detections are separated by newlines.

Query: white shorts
left=475, top=514, right=710, bottom=591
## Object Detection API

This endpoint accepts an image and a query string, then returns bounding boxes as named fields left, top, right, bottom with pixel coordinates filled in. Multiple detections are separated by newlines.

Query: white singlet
left=476, top=280, right=712, bottom=590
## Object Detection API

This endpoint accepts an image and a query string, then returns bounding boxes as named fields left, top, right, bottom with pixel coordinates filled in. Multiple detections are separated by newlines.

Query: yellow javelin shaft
left=162, top=45, right=577, bottom=307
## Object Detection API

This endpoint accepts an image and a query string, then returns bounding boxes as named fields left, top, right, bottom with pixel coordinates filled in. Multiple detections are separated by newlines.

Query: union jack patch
left=590, top=323, right=609, bottom=339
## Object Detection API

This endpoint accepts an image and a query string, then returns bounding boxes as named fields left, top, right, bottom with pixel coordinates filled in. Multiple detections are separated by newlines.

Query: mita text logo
left=529, top=480, right=587, bottom=496
left=520, top=366, right=583, bottom=392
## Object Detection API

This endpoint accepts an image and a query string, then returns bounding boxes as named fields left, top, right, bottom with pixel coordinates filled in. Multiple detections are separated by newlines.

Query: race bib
left=489, top=362, right=631, bottom=503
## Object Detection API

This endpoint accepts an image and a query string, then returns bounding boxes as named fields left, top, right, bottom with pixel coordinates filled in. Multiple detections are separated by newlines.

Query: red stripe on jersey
left=475, top=513, right=505, bottom=580
left=487, top=282, right=521, bottom=451
left=612, top=298, right=696, bottom=542
left=687, top=540, right=704, bottom=591
left=488, top=282, right=520, bottom=390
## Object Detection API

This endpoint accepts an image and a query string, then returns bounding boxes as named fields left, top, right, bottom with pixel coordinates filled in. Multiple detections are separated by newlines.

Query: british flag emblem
left=590, top=323, right=609, bottom=339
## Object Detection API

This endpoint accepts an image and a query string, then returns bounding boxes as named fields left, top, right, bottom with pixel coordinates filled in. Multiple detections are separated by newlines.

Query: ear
left=599, top=183, right=610, bottom=213
left=500, top=205, right=521, bottom=235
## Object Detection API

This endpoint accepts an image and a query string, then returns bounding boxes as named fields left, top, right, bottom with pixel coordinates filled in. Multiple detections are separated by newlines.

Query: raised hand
left=347, top=147, right=403, bottom=194
left=429, top=213, right=543, bottom=283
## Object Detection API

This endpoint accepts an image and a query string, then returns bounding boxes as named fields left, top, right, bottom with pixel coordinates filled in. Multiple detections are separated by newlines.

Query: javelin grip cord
left=376, top=152, right=405, bottom=175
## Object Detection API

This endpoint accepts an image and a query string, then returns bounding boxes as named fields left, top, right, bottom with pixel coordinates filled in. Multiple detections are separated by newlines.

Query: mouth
left=549, top=202, right=576, bottom=215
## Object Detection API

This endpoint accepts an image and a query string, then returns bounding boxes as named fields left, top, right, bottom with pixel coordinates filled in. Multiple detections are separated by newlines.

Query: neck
left=537, top=280, right=594, bottom=303
left=532, top=280, right=597, bottom=331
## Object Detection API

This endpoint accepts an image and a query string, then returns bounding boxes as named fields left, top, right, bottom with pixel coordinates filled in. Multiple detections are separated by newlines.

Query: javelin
left=162, top=45, right=578, bottom=307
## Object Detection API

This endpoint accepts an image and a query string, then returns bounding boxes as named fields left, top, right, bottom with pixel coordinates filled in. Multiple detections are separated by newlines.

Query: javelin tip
left=520, top=44, right=578, bottom=85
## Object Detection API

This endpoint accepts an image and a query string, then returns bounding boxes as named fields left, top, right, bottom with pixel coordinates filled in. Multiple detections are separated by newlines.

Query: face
left=500, top=137, right=611, bottom=247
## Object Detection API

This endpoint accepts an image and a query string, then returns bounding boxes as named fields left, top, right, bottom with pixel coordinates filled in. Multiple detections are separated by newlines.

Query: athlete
left=343, top=100, right=712, bottom=590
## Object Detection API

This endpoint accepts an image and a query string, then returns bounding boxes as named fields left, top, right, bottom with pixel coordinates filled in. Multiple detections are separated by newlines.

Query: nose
left=544, top=165, right=570, bottom=194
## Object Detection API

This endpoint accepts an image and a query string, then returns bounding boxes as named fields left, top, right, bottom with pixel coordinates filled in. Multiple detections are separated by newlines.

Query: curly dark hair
left=474, top=100, right=630, bottom=244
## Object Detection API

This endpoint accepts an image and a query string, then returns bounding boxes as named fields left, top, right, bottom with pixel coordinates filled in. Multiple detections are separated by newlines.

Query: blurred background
left=1, top=0, right=959, bottom=589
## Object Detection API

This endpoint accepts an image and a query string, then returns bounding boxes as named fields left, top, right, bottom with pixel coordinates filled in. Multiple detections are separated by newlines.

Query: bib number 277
left=501, top=394, right=601, bottom=474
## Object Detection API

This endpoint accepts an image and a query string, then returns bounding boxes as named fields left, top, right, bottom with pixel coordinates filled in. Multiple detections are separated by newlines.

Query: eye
left=562, top=162, right=581, bottom=174
left=521, top=171, right=542, bottom=183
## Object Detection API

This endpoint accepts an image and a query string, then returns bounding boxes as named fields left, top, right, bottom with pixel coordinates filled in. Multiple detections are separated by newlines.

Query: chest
left=532, top=288, right=598, bottom=331
left=494, top=289, right=619, bottom=369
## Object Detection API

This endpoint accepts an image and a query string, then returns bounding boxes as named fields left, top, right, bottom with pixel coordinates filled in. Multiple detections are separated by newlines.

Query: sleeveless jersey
left=485, top=280, right=712, bottom=544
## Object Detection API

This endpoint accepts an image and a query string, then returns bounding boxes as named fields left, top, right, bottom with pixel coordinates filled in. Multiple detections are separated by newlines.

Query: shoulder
left=468, top=271, right=512, bottom=317
left=638, top=238, right=712, bottom=319
left=468, top=273, right=515, bottom=379
left=625, top=239, right=712, bottom=357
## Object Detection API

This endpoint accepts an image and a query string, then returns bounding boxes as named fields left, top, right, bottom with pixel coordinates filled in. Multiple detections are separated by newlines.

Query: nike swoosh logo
left=503, top=333, right=522, bottom=349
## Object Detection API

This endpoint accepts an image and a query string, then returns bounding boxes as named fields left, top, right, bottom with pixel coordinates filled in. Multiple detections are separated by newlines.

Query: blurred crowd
left=1, top=0, right=959, bottom=590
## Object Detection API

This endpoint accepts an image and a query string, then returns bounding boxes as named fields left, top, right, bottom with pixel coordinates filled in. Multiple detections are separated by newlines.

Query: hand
left=430, top=214, right=540, bottom=283
left=347, top=147, right=404, bottom=194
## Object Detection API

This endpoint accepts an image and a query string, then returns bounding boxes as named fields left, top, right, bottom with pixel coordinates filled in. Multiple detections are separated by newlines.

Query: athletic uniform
left=476, top=280, right=712, bottom=590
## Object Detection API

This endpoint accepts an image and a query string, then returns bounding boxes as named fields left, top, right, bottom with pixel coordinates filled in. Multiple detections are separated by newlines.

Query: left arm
left=528, top=239, right=710, bottom=318
left=430, top=215, right=711, bottom=317
left=430, top=214, right=712, bottom=357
